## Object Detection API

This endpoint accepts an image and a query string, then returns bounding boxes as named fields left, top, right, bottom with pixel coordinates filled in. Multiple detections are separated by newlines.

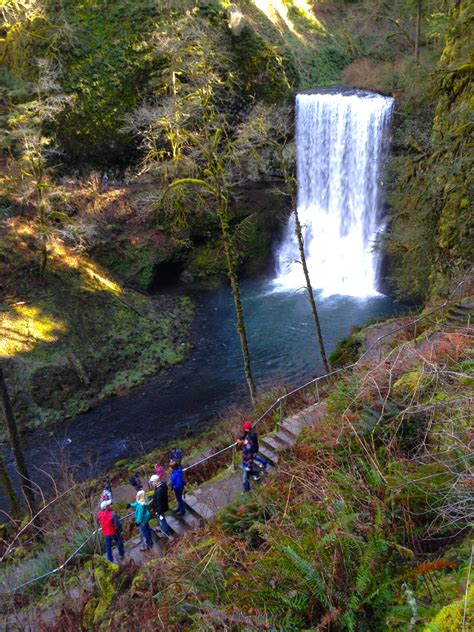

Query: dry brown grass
left=342, top=58, right=406, bottom=94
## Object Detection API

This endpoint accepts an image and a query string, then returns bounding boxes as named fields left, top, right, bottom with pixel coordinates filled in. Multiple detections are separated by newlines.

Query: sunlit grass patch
left=0, top=305, right=66, bottom=357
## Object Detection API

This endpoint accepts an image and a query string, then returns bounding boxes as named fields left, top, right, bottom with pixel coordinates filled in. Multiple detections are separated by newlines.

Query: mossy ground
left=0, top=217, right=194, bottom=433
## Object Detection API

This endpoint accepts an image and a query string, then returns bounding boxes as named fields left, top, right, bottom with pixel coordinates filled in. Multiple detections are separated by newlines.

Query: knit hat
left=148, top=474, right=160, bottom=484
left=100, top=499, right=112, bottom=510
left=242, top=421, right=252, bottom=431
left=154, top=464, right=164, bottom=477
left=136, top=490, right=146, bottom=505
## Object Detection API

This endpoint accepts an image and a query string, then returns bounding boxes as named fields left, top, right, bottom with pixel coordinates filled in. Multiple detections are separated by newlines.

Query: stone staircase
left=143, top=402, right=327, bottom=541
left=446, top=301, right=473, bottom=327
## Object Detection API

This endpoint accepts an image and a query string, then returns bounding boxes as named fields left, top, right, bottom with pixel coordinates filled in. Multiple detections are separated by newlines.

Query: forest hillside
left=0, top=2, right=472, bottom=630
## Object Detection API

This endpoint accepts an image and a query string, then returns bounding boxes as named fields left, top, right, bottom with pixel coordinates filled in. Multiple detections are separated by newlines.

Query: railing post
left=315, top=379, right=320, bottom=403
left=279, top=399, right=283, bottom=421
left=413, top=322, right=417, bottom=341
left=232, top=444, right=236, bottom=471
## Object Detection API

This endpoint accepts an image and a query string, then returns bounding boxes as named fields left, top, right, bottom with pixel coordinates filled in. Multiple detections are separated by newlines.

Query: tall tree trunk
left=217, top=205, right=257, bottom=403
left=293, top=207, right=330, bottom=373
left=415, top=2, right=422, bottom=61
left=0, top=367, right=38, bottom=519
left=0, top=453, right=22, bottom=520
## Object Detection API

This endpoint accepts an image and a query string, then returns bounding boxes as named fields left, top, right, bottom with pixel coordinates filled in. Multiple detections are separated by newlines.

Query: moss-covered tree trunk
left=293, top=207, right=330, bottom=373
left=217, top=201, right=257, bottom=403
left=0, top=453, right=22, bottom=520
left=0, top=367, right=38, bottom=521
left=284, top=169, right=329, bottom=373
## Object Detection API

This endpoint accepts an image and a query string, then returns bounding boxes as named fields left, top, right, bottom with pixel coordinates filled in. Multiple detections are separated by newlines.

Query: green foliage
left=385, top=4, right=473, bottom=300
left=0, top=228, right=194, bottom=431
left=232, top=25, right=297, bottom=103
left=48, top=0, right=163, bottom=169
left=83, top=556, right=118, bottom=628
left=393, top=367, right=436, bottom=400
left=424, top=585, right=473, bottom=631
left=329, top=329, right=362, bottom=368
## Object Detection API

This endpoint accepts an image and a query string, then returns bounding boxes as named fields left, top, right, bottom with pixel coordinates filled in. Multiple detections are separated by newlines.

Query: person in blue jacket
left=169, top=460, right=186, bottom=515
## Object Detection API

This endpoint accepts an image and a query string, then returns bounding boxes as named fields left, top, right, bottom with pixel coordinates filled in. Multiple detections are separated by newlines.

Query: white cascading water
left=274, top=92, right=394, bottom=297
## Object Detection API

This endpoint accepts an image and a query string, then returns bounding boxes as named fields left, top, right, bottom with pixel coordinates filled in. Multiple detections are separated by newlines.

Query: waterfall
left=273, top=91, right=394, bottom=297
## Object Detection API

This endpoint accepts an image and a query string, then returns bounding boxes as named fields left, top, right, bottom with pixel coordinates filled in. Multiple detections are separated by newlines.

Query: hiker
left=102, top=172, right=108, bottom=191
left=100, top=482, right=113, bottom=504
left=237, top=433, right=261, bottom=493
left=149, top=474, right=172, bottom=537
left=97, top=499, right=125, bottom=563
left=154, top=464, right=165, bottom=479
left=242, top=421, right=268, bottom=470
left=169, top=460, right=186, bottom=515
left=129, top=471, right=143, bottom=492
left=127, top=489, right=153, bottom=551
left=169, top=447, right=183, bottom=465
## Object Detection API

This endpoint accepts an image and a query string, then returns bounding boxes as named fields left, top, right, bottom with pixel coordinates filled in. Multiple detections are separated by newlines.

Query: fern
left=281, top=545, right=333, bottom=610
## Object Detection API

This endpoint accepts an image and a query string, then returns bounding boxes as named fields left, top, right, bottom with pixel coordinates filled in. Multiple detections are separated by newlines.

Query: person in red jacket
left=97, top=499, right=125, bottom=563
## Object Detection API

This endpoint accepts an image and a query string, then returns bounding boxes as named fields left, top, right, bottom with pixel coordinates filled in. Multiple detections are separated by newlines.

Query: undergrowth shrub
left=329, top=329, right=363, bottom=368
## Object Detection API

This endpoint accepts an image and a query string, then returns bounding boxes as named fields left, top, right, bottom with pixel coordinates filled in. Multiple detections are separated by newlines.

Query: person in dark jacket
left=149, top=474, right=171, bottom=536
left=169, top=461, right=186, bottom=515
left=242, top=421, right=268, bottom=470
left=129, top=472, right=143, bottom=491
left=237, top=433, right=261, bottom=493
left=97, top=499, right=125, bottom=563
left=100, top=482, right=113, bottom=505
left=169, top=447, right=183, bottom=465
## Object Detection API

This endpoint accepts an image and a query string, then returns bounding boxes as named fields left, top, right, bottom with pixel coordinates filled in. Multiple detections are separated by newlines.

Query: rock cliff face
left=382, top=4, right=473, bottom=300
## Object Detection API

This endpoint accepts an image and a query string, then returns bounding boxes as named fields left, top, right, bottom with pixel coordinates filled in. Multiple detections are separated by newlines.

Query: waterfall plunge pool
left=0, top=88, right=406, bottom=512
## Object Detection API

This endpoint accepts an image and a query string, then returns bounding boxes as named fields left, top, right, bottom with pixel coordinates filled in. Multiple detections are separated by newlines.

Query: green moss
left=393, top=369, right=435, bottom=400
left=114, top=459, right=128, bottom=468
left=189, top=244, right=227, bottom=279
left=424, top=585, right=473, bottom=631
left=83, top=556, right=118, bottom=628
left=232, top=25, right=296, bottom=103
left=0, top=227, right=194, bottom=432
left=329, top=329, right=362, bottom=368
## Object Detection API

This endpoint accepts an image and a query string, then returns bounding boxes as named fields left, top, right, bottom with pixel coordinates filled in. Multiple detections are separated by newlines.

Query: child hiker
left=127, top=490, right=153, bottom=551
left=237, top=433, right=261, bottom=493
left=242, top=421, right=268, bottom=470
left=97, top=499, right=125, bottom=563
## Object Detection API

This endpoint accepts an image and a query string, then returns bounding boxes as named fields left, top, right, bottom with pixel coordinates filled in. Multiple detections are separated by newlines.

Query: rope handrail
left=2, top=276, right=471, bottom=594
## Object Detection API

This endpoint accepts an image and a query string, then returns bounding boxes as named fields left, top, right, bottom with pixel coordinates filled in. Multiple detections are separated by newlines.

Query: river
left=0, top=277, right=407, bottom=502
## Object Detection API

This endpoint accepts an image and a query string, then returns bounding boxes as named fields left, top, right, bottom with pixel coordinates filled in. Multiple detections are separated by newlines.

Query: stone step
left=455, top=303, right=474, bottom=312
left=280, top=420, right=306, bottom=437
left=449, top=308, right=472, bottom=318
left=278, top=423, right=298, bottom=439
left=274, top=430, right=295, bottom=447
left=280, top=408, right=320, bottom=436
left=447, top=313, right=471, bottom=324
left=261, top=436, right=284, bottom=453
left=165, top=515, right=187, bottom=536
left=258, top=445, right=278, bottom=466
left=178, top=509, right=201, bottom=530
left=184, top=493, right=217, bottom=522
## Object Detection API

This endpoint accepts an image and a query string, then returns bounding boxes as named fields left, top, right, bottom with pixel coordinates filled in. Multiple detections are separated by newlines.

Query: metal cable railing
left=2, top=277, right=471, bottom=594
